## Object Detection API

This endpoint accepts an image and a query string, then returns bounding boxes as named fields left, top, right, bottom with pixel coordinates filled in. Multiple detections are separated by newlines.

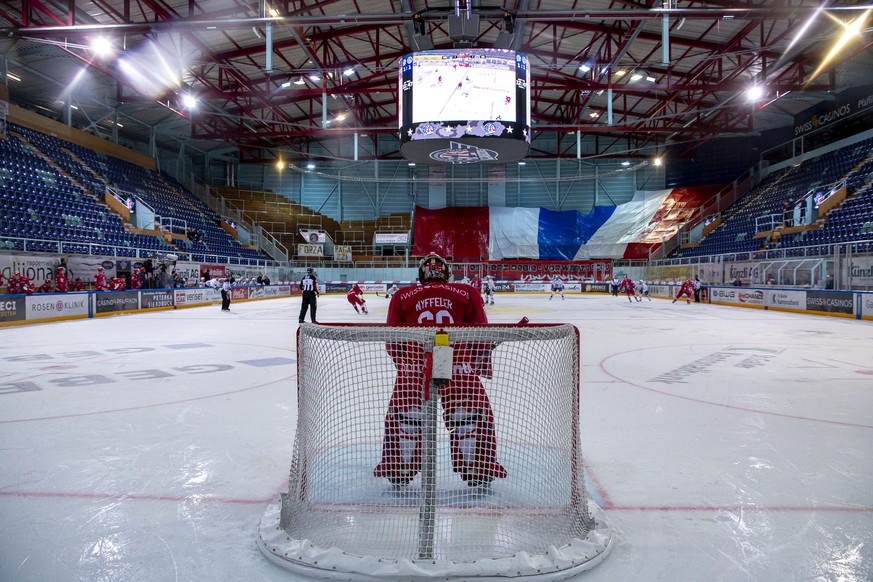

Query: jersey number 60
left=417, top=310, right=454, bottom=325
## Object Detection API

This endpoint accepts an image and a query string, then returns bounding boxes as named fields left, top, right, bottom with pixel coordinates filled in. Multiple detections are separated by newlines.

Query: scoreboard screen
left=399, top=49, right=531, bottom=165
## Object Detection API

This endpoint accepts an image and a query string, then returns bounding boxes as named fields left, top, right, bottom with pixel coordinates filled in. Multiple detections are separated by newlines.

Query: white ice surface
left=1, top=293, right=871, bottom=581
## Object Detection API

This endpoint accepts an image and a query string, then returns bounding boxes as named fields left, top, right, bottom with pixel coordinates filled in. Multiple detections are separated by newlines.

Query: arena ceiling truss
left=0, top=1, right=871, bottom=164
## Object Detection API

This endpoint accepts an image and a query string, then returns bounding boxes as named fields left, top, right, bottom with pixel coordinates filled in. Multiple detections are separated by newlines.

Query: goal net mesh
left=259, top=323, right=612, bottom=580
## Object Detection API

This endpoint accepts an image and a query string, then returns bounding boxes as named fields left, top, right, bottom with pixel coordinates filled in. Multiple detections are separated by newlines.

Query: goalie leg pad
left=445, top=406, right=507, bottom=485
left=374, top=407, right=423, bottom=484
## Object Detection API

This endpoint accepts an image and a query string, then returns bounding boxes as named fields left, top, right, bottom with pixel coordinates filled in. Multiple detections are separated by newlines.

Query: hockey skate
left=374, top=461, right=418, bottom=486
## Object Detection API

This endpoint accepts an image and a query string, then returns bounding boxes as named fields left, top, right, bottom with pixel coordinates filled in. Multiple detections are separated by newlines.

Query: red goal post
left=259, top=322, right=613, bottom=581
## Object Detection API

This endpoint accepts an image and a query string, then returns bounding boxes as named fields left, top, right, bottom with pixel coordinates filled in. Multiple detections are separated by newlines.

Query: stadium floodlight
left=579, top=63, right=591, bottom=73
left=621, top=161, right=631, bottom=166
left=308, top=74, right=321, bottom=82
left=181, top=93, right=197, bottom=109
left=280, top=80, right=292, bottom=88
left=343, top=68, right=355, bottom=77
left=91, top=37, right=115, bottom=58
left=746, top=85, right=764, bottom=101
left=293, top=77, right=305, bottom=85
left=306, top=163, right=316, bottom=170
left=654, top=157, right=663, bottom=166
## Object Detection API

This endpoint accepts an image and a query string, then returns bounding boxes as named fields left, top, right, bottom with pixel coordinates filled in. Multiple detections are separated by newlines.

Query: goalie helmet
left=418, top=253, right=450, bottom=283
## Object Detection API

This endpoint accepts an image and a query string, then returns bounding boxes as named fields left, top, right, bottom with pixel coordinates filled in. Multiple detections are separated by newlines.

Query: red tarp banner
left=412, top=206, right=489, bottom=259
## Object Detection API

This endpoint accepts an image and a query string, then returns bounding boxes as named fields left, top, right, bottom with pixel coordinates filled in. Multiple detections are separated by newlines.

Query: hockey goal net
left=259, top=323, right=613, bottom=581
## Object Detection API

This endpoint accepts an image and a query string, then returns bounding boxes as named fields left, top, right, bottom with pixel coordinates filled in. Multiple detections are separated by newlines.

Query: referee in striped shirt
left=299, top=268, right=319, bottom=323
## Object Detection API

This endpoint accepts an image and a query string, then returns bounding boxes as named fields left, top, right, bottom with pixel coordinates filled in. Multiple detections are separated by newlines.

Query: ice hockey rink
left=1, top=291, right=871, bottom=582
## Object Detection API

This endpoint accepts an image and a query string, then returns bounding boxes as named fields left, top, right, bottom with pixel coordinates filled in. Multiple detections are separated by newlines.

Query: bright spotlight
left=280, top=80, right=292, bottom=88
left=181, top=94, right=197, bottom=109
left=91, top=37, right=114, bottom=58
left=306, top=163, right=316, bottom=170
left=309, top=74, right=321, bottom=82
left=343, top=68, right=355, bottom=77
left=808, top=9, right=871, bottom=82
left=579, top=64, right=591, bottom=73
left=746, top=85, right=764, bottom=101
left=276, top=160, right=285, bottom=170
left=653, top=157, right=662, bottom=166
left=621, top=161, right=631, bottom=166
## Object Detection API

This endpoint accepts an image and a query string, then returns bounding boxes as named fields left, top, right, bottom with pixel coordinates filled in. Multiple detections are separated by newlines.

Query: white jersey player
left=550, top=278, right=565, bottom=300
left=385, top=284, right=399, bottom=299
left=483, top=276, right=496, bottom=305
left=637, top=280, right=651, bottom=302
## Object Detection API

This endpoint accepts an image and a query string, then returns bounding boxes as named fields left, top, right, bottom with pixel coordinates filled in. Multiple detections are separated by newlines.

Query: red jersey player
left=346, top=283, right=368, bottom=314
left=618, top=275, right=636, bottom=303
left=130, top=268, right=142, bottom=290
left=375, top=253, right=507, bottom=488
left=673, top=279, right=694, bottom=304
left=55, top=266, right=67, bottom=292
left=94, top=267, right=108, bottom=291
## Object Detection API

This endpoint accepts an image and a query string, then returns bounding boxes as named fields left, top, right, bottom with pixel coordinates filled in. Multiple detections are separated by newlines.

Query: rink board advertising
left=141, top=291, right=175, bottom=309
left=95, top=292, right=140, bottom=314
left=805, top=291, right=853, bottom=314
left=0, top=297, right=26, bottom=322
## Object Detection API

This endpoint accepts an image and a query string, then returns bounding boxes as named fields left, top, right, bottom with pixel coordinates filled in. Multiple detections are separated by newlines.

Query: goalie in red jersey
left=375, top=253, right=507, bottom=488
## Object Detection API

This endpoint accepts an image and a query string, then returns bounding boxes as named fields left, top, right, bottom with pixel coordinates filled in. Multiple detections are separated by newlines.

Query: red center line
left=2, top=490, right=868, bottom=513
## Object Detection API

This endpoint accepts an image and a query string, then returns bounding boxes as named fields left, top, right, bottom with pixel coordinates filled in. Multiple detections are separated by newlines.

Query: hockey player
left=611, top=276, right=620, bottom=296
left=94, top=267, right=109, bottom=291
left=298, top=267, right=319, bottom=323
left=673, top=279, right=695, bottom=304
left=483, top=275, right=496, bottom=305
left=637, top=280, right=652, bottom=301
left=220, top=277, right=234, bottom=311
left=347, top=282, right=368, bottom=314
left=550, top=278, right=565, bottom=300
left=55, top=266, right=67, bottom=293
left=618, top=275, right=636, bottom=303
left=384, top=284, right=399, bottom=299
left=109, top=276, right=127, bottom=291
left=130, top=268, right=142, bottom=290
left=375, top=253, right=507, bottom=488
left=37, top=278, right=53, bottom=293
left=8, top=272, right=34, bottom=295
left=72, top=278, right=85, bottom=292
left=470, top=275, right=482, bottom=296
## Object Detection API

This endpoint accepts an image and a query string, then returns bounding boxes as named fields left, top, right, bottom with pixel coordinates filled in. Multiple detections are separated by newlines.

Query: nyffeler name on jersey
left=415, top=297, right=454, bottom=312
